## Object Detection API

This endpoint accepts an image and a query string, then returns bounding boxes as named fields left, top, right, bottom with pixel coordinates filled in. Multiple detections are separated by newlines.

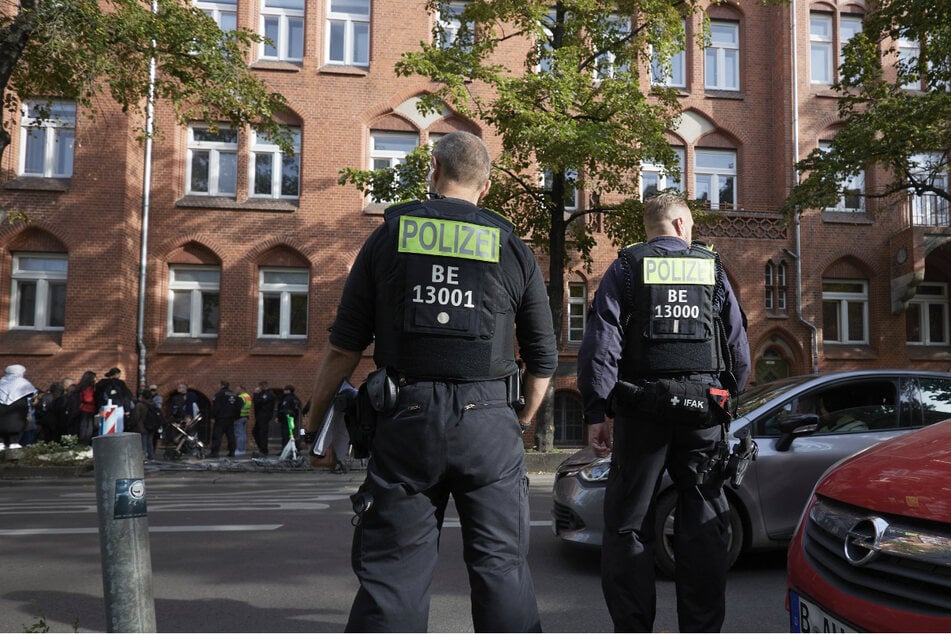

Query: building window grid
left=765, top=261, right=787, bottom=312
left=567, top=282, right=586, bottom=343
left=694, top=148, right=736, bottom=210
left=819, top=141, right=865, bottom=211
left=906, top=283, right=950, bottom=346
left=168, top=266, right=221, bottom=338
left=897, top=37, right=922, bottom=91
left=196, top=0, right=237, bottom=32
left=368, top=131, right=419, bottom=203
left=250, top=127, right=301, bottom=199
left=10, top=253, right=68, bottom=331
left=909, top=152, right=950, bottom=226
left=704, top=20, right=739, bottom=91
left=809, top=12, right=862, bottom=86
left=260, top=0, right=304, bottom=61
left=822, top=278, right=869, bottom=344
left=327, top=0, right=370, bottom=66
left=594, top=14, right=631, bottom=81
left=19, top=100, right=76, bottom=178
left=542, top=169, right=579, bottom=213
left=640, top=148, right=684, bottom=199
left=650, top=20, right=686, bottom=87
left=436, top=1, right=472, bottom=49
left=186, top=125, right=238, bottom=196
left=258, top=267, right=309, bottom=339
left=554, top=391, right=585, bottom=445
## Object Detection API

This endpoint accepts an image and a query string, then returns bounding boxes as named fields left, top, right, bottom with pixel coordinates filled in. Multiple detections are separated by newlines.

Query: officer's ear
left=478, top=178, right=491, bottom=201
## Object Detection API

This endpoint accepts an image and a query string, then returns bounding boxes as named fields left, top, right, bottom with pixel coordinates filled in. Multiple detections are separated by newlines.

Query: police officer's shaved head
left=643, top=192, right=693, bottom=241
left=432, top=131, right=491, bottom=191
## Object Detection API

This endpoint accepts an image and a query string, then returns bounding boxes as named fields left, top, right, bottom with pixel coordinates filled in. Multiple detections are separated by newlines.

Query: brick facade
left=2, top=0, right=949, bottom=446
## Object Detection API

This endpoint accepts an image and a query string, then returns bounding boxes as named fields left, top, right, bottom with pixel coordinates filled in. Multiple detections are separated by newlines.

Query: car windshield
left=736, top=375, right=815, bottom=418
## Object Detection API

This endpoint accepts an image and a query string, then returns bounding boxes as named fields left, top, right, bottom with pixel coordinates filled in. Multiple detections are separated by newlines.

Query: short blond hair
left=643, top=193, right=690, bottom=232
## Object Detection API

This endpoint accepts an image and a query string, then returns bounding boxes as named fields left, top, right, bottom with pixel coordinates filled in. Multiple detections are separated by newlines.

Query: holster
left=346, top=367, right=399, bottom=460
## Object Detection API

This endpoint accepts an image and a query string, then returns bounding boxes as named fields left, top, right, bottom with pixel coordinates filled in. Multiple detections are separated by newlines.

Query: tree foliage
left=785, top=0, right=951, bottom=215
left=0, top=0, right=292, bottom=166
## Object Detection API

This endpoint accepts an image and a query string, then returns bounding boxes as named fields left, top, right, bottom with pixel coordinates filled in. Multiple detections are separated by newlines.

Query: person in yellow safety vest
left=234, top=386, right=252, bottom=457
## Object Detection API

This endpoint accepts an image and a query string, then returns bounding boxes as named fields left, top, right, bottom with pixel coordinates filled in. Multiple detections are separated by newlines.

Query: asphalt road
left=0, top=468, right=789, bottom=632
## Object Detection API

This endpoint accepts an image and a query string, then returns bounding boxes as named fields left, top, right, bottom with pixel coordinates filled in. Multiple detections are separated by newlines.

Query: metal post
left=93, top=432, right=157, bottom=633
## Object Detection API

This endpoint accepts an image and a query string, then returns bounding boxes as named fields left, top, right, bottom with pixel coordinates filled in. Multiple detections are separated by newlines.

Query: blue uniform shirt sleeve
left=577, top=258, right=626, bottom=424
left=720, top=275, right=751, bottom=392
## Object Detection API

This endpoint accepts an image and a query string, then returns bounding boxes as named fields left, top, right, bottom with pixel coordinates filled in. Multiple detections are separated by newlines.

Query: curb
left=0, top=450, right=573, bottom=479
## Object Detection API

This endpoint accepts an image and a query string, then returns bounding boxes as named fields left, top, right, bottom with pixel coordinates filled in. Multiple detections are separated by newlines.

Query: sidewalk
left=0, top=445, right=572, bottom=479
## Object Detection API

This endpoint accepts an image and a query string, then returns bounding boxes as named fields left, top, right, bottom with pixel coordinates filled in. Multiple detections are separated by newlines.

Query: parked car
left=786, top=418, right=951, bottom=632
left=551, top=370, right=951, bottom=577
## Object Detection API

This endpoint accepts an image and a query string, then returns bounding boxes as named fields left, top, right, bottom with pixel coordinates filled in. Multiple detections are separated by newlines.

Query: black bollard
left=93, top=432, right=157, bottom=632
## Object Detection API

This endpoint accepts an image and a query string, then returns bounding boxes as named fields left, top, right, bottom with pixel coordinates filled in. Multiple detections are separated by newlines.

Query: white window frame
left=640, top=147, right=684, bottom=199
left=897, top=37, right=921, bottom=90
left=19, top=100, right=76, bottom=178
left=567, top=281, right=587, bottom=343
left=810, top=13, right=834, bottom=84
left=195, top=0, right=237, bottom=32
left=704, top=20, right=739, bottom=91
left=10, top=253, right=68, bottom=331
left=260, top=0, right=304, bottom=61
left=839, top=14, right=862, bottom=65
left=186, top=124, right=238, bottom=196
left=250, top=127, right=301, bottom=199
left=542, top=169, right=579, bottom=213
left=436, top=1, right=471, bottom=49
left=168, top=265, right=220, bottom=338
left=766, top=261, right=787, bottom=312
left=367, top=131, right=418, bottom=203
left=909, top=152, right=949, bottom=226
left=906, top=282, right=950, bottom=346
left=822, top=279, right=869, bottom=344
left=650, top=21, right=686, bottom=88
left=537, top=8, right=557, bottom=74
left=694, top=148, right=736, bottom=210
left=258, top=267, right=309, bottom=339
left=326, top=0, right=370, bottom=67
left=819, top=141, right=865, bottom=211
left=594, top=14, right=631, bottom=81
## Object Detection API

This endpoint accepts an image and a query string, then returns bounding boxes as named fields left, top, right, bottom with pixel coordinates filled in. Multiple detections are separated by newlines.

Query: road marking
left=0, top=524, right=282, bottom=536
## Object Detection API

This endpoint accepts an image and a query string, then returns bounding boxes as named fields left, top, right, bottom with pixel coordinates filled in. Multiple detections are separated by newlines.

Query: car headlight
left=575, top=457, right=612, bottom=483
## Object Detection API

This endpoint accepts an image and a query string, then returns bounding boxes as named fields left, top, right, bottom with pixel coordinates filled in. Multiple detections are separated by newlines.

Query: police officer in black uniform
left=304, top=131, right=557, bottom=632
left=577, top=193, right=750, bottom=632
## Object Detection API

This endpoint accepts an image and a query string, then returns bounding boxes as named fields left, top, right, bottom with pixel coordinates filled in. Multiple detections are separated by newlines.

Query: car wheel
left=653, top=489, right=744, bottom=579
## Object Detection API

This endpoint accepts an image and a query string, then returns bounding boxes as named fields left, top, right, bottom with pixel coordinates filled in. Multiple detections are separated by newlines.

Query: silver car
left=551, top=370, right=951, bottom=577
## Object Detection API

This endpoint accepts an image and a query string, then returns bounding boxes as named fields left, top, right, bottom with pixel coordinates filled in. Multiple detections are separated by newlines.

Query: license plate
left=789, top=591, right=859, bottom=633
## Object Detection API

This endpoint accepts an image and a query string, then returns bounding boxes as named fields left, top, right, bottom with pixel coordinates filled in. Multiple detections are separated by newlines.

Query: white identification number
left=654, top=304, right=700, bottom=319
left=412, top=285, right=475, bottom=308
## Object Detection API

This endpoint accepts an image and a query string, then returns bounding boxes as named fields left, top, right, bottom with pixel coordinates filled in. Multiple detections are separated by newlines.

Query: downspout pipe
left=788, top=0, right=820, bottom=375
left=136, top=5, right=158, bottom=391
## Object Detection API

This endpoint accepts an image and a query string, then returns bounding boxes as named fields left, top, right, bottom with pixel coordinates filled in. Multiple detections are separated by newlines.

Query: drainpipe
left=136, top=4, right=158, bottom=391
left=788, top=0, right=820, bottom=375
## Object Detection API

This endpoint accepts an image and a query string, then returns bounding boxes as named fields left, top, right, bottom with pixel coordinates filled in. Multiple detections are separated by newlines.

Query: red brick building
left=1, top=0, right=948, bottom=447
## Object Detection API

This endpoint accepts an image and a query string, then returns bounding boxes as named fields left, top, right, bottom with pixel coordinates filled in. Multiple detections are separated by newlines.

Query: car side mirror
left=775, top=414, right=820, bottom=452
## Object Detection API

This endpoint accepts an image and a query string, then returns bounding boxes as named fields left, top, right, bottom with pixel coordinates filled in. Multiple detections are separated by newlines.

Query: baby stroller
left=163, top=412, right=206, bottom=459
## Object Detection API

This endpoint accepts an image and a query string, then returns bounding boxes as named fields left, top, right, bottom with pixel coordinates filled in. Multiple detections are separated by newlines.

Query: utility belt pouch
left=506, top=371, right=525, bottom=411
left=608, top=380, right=668, bottom=417
left=611, top=377, right=729, bottom=429
left=366, top=366, right=399, bottom=414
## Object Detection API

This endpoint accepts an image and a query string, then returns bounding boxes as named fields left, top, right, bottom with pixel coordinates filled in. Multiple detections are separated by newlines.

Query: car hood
left=817, top=419, right=951, bottom=523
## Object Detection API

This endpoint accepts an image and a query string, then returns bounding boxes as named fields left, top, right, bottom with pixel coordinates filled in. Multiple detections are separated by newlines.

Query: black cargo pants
left=600, top=410, right=730, bottom=633
left=345, top=379, right=540, bottom=633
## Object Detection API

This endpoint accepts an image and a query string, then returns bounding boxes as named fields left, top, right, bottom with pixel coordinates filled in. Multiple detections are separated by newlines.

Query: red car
left=787, top=418, right=951, bottom=632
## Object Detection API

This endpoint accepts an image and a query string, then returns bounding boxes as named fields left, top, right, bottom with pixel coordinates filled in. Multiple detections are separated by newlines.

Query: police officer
left=577, top=193, right=750, bottom=632
left=304, top=131, right=556, bottom=632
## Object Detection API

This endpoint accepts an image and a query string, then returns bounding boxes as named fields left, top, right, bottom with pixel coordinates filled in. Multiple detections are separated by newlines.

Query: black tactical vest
left=373, top=200, right=517, bottom=381
left=617, top=242, right=726, bottom=379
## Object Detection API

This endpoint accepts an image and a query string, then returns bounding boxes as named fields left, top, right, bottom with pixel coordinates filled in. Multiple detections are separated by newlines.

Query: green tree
left=341, top=0, right=738, bottom=450
left=785, top=0, right=951, bottom=214
left=0, top=0, right=291, bottom=172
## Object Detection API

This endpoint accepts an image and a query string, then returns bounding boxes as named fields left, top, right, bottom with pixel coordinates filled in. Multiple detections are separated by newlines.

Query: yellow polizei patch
left=643, top=257, right=715, bottom=285
left=398, top=216, right=500, bottom=263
